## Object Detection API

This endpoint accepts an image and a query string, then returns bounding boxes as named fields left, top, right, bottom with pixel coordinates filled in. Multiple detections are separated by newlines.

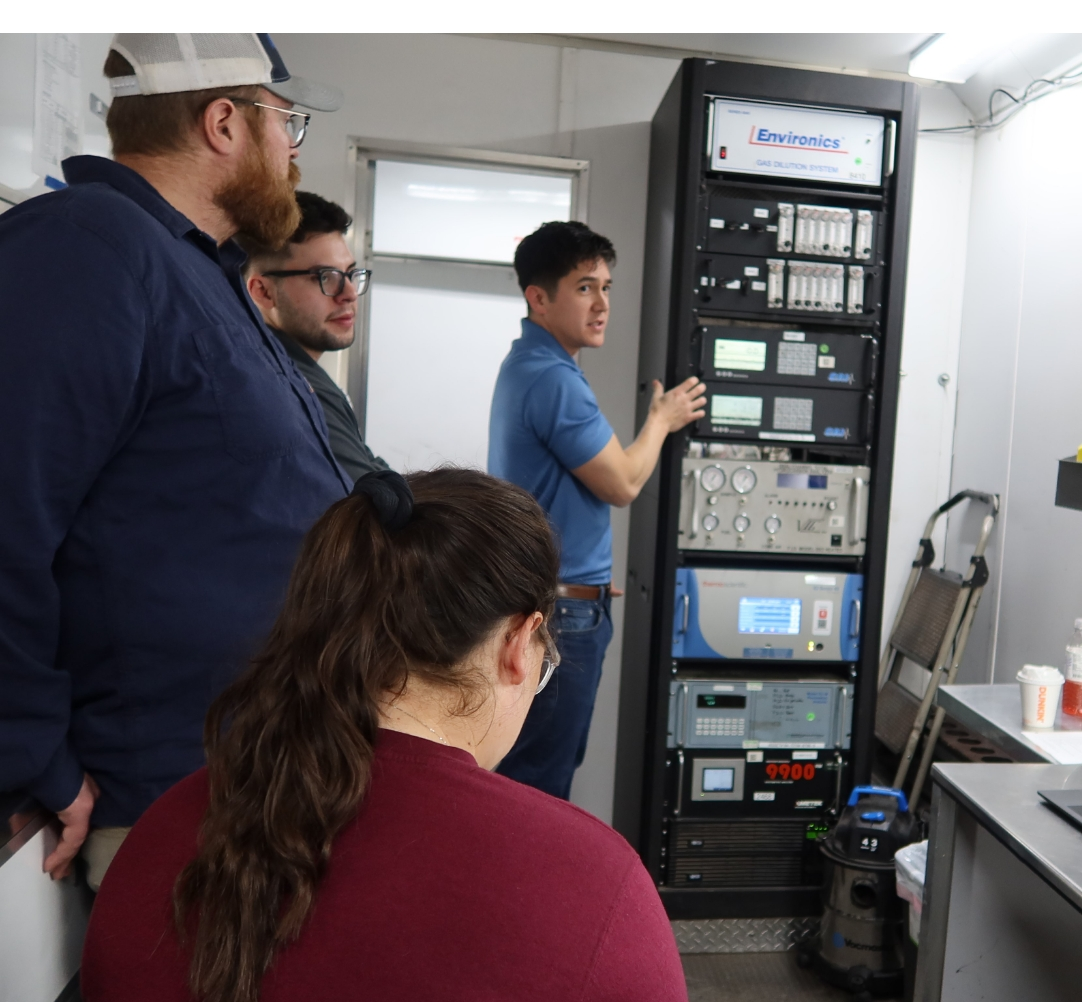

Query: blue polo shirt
left=489, top=319, right=614, bottom=584
left=0, top=156, right=351, bottom=826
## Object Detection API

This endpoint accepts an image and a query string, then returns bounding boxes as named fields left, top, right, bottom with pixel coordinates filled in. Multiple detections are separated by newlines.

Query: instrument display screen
left=738, top=596, right=801, bottom=634
left=701, top=767, right=736, bottom=793
left=713, top=338, right=767, bottom=371
left=777, top=473, right=828, bottom=489
left=697, top=694, right=747, bottom=709
left=711, top=394, right=763, bottom=426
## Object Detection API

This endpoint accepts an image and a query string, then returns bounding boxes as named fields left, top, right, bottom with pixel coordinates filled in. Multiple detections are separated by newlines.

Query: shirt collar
left=61, top=155, right=238, bottom=264
left=269, top=327, right=318, bottom=370
left=520, top=317, right=575, bottom=362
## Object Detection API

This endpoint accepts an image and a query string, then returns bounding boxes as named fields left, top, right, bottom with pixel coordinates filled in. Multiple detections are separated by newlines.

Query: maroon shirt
left=82, top=729, right=687, bottom=1001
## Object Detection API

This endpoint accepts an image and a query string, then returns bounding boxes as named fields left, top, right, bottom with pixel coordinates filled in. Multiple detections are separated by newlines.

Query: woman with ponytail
left=81, top=467, right=686, bottom=1002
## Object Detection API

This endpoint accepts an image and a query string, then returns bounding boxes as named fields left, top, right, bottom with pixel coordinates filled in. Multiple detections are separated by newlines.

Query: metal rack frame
left=613, top=57, right=918, bottom=920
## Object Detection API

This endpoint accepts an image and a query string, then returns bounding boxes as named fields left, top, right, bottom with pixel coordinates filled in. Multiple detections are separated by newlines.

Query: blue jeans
left=496, top=594, right=613, bottom=800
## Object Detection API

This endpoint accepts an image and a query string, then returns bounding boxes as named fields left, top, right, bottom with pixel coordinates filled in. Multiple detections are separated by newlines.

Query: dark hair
left=172, top=468, right=558, bottom=1002
left=103, top=49, right=261, bottom=158
left=513, top=220, right=616, bottom=295
left=240, top=191, right=352, bottom=268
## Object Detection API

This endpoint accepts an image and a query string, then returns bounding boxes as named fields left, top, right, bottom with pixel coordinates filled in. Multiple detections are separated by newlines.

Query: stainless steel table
left=914, top=762, right=1082, bottom=1001
left=936, top=684, right=1060, bottom=762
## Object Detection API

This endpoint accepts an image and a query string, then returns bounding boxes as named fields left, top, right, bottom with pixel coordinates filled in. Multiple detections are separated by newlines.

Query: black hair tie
left=351, top=470, right=414, bottom=531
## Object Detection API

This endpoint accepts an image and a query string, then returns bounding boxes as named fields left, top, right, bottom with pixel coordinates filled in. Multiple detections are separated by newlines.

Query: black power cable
left=919, top=61, right=1082, bottom=135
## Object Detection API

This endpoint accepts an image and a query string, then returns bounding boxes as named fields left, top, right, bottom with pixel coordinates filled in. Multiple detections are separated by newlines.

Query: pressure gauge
left=733, top=514, right=751, bottom=533
left=731, top=467, right=757, bottom=494
left=765, top=515, right=782, bottom=534
left=700, top=465, right=725, bottom=492
left=702, top=514, right=719, bottom=532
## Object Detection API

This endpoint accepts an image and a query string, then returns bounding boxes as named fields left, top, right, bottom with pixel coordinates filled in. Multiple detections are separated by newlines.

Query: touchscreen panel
left=702, top=767, right=735, bottom=793
left=738, top=596, right=802, bottom=635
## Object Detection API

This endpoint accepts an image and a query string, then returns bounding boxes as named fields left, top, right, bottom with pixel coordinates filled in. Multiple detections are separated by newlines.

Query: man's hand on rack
left=648, top=376, right=707, bottom=433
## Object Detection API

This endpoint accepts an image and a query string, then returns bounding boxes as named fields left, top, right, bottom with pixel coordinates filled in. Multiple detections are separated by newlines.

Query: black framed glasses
left=536, top=624, right=561, bottom=695
left=262, top=267, right=372, bottom=297
left=231, top=98, right=310, bottom=148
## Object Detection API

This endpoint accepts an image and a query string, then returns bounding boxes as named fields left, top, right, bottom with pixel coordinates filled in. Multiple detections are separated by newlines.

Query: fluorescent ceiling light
left=909, top=33, right=1014, bottom=83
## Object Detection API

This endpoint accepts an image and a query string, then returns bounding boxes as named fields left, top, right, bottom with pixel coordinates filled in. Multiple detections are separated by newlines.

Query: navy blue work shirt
left=0, top=156, right=351, bottom=826
left=488, top=319, right=614, bottom=584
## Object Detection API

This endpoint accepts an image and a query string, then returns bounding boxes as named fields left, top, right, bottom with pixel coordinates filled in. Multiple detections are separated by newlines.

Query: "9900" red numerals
left=765, top=762, right=817, bottom=781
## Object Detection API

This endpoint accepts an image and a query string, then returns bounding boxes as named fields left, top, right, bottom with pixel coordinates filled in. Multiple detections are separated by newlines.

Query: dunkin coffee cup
left=1017, top=664, right=1064, bottom=730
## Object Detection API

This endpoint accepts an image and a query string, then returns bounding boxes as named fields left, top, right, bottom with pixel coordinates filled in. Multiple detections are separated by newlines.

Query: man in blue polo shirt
left=489, top=221, right=705, bottom=799
left=0, top=34, right=350, bottom=889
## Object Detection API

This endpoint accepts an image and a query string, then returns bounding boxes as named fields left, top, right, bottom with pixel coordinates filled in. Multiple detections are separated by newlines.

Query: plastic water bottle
left=1064, top=619, right=1082, bottom=717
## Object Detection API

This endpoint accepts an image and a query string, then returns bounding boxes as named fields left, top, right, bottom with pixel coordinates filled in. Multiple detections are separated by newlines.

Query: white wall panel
left=881, top=86, right=974, bottom=669
left=954, top=86, right=1082, bottom=682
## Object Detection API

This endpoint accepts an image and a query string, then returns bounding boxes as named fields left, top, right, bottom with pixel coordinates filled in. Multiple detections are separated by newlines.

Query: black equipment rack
left=613, top=58, right=918, bottom=920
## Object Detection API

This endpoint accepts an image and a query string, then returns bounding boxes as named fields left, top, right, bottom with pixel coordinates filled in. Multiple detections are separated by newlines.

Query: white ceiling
left=547, top=33, right=1082, bottom=122
left=571, top=33, right=932, bottom=76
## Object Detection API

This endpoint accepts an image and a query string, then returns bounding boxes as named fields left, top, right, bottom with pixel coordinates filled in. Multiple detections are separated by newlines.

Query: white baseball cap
left=107, top=33, right=342, bottom=112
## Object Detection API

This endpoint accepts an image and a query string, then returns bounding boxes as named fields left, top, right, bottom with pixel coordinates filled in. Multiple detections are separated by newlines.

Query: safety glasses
left=536, top=624, right=561, bottom=695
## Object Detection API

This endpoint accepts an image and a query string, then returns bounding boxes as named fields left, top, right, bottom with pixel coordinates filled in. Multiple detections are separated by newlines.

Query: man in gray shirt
left=244, top=191, right=387, bottom=480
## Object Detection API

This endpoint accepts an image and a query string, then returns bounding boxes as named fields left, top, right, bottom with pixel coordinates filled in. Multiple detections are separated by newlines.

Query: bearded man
left=0, top=34, right=350, bottom=890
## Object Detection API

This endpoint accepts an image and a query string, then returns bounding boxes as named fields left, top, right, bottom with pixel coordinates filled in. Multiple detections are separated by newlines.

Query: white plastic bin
left=894, top=839, right=928, bottom=945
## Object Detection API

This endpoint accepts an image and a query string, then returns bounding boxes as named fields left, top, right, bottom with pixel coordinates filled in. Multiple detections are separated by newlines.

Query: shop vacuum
left=799, top=786, right=919, bottom=999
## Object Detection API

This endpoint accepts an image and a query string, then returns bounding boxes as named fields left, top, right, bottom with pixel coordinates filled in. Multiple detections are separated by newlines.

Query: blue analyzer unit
left=673, top=566, right=862, bottom=661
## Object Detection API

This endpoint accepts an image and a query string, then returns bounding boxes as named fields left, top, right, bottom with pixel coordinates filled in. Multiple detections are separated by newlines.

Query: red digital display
left=765, top=762, right=817, bottom=781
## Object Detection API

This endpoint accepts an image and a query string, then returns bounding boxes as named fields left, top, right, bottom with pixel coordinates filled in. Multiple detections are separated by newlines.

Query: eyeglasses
left=262, top=267, right=372, bottom=297
left=231, top=98, right=310, bottom=148
left=536, top=624, right=561, bottom=695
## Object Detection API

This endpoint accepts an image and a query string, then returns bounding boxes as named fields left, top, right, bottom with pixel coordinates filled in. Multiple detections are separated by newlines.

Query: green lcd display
left=713, top=338, right=767, bottom=371
left=711, top=394, right=763, bottom=426
left=697, top=694, right=747, bottom=708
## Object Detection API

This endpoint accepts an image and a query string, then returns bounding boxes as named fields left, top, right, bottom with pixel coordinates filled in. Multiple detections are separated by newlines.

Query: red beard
left=216, top=138, right=301, bottom=250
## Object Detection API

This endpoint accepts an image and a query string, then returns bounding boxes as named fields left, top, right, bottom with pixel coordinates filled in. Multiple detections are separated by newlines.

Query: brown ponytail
left=172, top=468, right=558, bottom=1002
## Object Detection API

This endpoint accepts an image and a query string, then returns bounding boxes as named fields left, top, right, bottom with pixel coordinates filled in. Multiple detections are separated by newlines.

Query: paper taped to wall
left=32, top=34, right=82, bottom=185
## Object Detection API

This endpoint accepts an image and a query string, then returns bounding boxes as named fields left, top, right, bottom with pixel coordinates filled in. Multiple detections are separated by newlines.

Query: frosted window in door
left=365, top=283, right=525, bottom=472
left=372, top=160, right=572, bottom=263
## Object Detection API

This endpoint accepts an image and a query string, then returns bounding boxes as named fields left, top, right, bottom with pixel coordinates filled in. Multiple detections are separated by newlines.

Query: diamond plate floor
left=683, top=952, right=853, bottom=1002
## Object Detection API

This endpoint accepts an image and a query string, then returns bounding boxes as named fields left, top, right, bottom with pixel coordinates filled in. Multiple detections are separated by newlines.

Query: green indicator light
left=819, top=344, right=829, bottom=353
left=806, top=712, right=816, bottom=721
